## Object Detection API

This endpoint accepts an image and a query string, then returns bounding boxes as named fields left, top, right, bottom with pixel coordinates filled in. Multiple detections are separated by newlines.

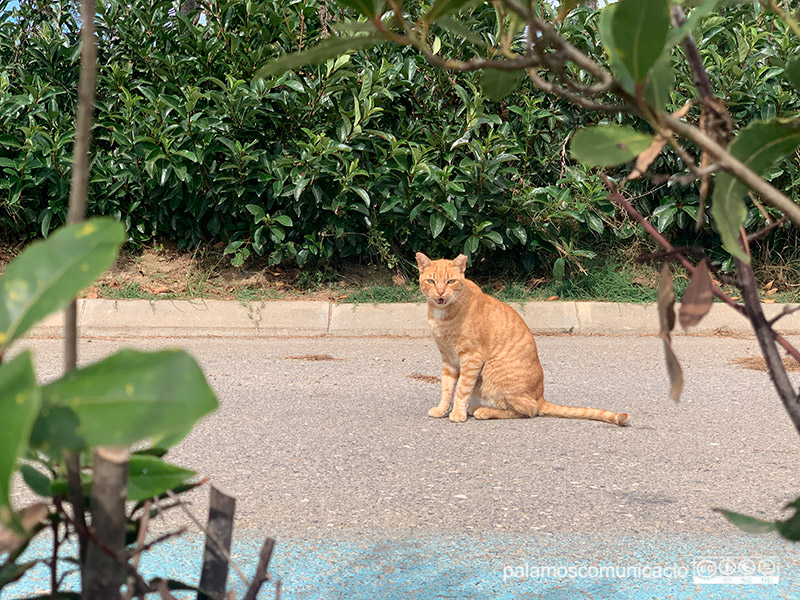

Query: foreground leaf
left=424, top=0, right=479, bottom=23
left=254, top=35, right=384, bottom=80
left=0, top=218, right=125, bottom=352
left=714, top=508, right=778, bottom=534
left=679, top=260, right=714, bottom=329
left=128, top=455, right=196, bottom=502
left=657, top=264, right=683, bottom=402
left=0, top=352, right=40, bottom=528
left=611, top=0, right=670, bottom=83
left=32, top=350, right=218, bottom=454
left=337, top=0, right=384, bottom=19
left=598, top=4, right=634, bottom=93
left=712, top=119, right=800, bottom=262
left=786, top=58, right=800, bottom=94
left=0, top=560, right=40, bottom=588
left=479, top=69, right=522, bottom=102
left=571, top=125, right=653, bottom=168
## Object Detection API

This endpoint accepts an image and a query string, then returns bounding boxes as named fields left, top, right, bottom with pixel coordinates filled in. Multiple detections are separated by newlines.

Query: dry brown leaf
left=679, top=260, right=713, bottom=329
left=663, top=338, right=684, bottom=402
left=657, top=264, right=683, bottom=401
left=730, top=296, right=740, bottom=301
left=763, top=298, right=777, bottom=303
left=546, top=295, right=560, bottom=301
left=657, top=264, right=676, bottom=336
left=0, top=502, right=49, bottom=554
left=626, top=134, right=669, bottom=182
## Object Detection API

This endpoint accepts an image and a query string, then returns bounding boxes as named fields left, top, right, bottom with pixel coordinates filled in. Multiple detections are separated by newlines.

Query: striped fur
left=416, top=253, right=629, bottom=427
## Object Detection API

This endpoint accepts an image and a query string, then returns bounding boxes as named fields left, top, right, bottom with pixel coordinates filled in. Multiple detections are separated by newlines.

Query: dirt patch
left=285, top=354, right=343, bottom=361
left=0, top=239, right=405, bottom=302
left=407, top=373, right=440, bottom=384
left=732, top=356, right=800, bottom=372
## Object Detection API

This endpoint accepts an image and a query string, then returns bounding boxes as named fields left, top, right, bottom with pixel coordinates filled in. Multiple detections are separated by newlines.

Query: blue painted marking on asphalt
left=5, top=533, right=799, bottom=598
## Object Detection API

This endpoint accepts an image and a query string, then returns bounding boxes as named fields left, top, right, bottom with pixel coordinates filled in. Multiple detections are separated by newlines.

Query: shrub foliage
left=0, top=0, right=798, bottom=274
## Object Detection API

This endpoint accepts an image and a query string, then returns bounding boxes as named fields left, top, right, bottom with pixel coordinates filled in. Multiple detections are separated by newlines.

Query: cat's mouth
left=436, top=298, right=447, bottom=305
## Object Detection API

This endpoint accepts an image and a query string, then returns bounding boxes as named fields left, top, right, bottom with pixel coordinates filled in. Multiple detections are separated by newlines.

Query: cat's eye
left=426, top=279, right=435, bottom=284
left=446, top=279, right=456, bottom=284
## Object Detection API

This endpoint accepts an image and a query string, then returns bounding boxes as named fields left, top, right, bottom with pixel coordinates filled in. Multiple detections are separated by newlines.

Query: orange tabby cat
left=416, top=252, right=629, bottom=426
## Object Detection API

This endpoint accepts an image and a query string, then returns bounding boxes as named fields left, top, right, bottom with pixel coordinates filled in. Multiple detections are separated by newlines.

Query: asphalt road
left=9, top=333, right=800, bottom=598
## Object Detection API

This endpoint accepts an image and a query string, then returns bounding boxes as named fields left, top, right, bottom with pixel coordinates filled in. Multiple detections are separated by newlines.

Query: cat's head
left=415, top=252, right=468, bottom=307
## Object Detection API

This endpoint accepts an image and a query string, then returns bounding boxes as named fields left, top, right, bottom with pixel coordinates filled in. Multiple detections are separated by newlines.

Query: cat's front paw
left=449, top=409, right=467, bottom=423
left=428, top=406, right=449, bottom=418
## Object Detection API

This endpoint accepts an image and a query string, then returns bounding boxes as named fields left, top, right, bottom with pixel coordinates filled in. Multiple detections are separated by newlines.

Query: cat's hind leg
left=472, top=407, right=525, bottom=420
left=467, top=378, right=484, bottom=416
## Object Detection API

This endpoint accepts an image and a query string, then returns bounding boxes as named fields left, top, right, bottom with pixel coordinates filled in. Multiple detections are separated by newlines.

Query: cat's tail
left=537, top=399, right=629, bottom=427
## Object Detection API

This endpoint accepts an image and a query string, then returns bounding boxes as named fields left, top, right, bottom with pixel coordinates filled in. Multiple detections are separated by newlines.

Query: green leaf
left=598, top=3, right=635, bottom=94
left=483, top=230, right=503, bottom=245
left=127, top=455, right=196, bottom=502
left=424, top=0, right=479, bottom=23
left=712, top=119, right=800, bottom=262
left=611, top=0, right=670, bottom=83
left=32, top=349, right=218, bottom=454
left=506, top=223, right=527, bottom=245
left=585, top=212, right=605, bottom=235
left=435, top=17, right=488, bottom=47
left=351, top=186, right=371, bottom=206
left=479, top=69, right=522, bottom=102
left=0, top=560, right=40, bottom=588
left=246, top=204, right=266, bottom=222
left=553, top=257, right=566, bottom=283
left=337, top=0, right=384, bottom=19
left=0, top=218, right=125, bottom=352
left=273, top=215, right=293, bottom=227
left=441, top=202, right=458, bottom=222
left=644, top=53, right=674, bottom=111
left=19, top=464, right=51, bottom=498
left=570, top=125, right=654, bottom=168
left=430, top=212, right=446, bottom=239
left=0, top=352, right=40, bottom=528
left=714, top=508, right=778, bottom=534
left=254, top=35, right=384, bottom=80
left=223, top=240, right=244, bottom=255
left=785, top=58, right=800, bottom=94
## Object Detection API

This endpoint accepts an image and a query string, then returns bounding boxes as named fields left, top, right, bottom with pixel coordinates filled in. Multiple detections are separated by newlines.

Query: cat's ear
left=415, top=252, right=432, bottom=271
left=452, top=254, right=468, bottom=272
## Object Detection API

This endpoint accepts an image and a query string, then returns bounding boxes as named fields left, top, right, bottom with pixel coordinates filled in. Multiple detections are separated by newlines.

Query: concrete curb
left=24, top=298, right=800, bottom=339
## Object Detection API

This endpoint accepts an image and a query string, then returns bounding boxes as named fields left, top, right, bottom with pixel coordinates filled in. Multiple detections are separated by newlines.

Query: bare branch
left=526, top=70, right=626, bottom=112
left=671, top=7, right=714, bottom=100
left=242, top=538, right=276, bottom=600
left=768, top=304, right=800, bottom=327
left=601, top=175, right=800, bottom=368
left=84, top=446, right=130, bottom=600
left=747, top=216, right=788, bottom=243
left=123, top=500, right=151, bottom=600
left=736, top=256, right=800, bottom=435
left=165, top=489, right=250, bottom=589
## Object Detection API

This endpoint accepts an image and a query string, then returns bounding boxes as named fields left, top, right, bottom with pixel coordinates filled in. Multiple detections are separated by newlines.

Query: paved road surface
left=7, top=334, right=800, bottom=598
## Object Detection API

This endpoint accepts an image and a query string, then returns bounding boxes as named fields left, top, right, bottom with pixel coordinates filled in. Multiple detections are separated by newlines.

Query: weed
left=340, top=285, right=423, bottom=305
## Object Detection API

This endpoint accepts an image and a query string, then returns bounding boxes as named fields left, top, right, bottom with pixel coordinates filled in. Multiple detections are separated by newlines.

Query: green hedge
left=1, top=0, right=798, bottom=274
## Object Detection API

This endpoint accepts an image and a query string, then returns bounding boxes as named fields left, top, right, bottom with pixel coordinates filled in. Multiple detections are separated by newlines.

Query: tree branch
left=83, top=446, right=129, bottom=600
left=602, top=175, right=800, bottom=367
left=736, top=256, right=800, bottom=435
left=662, top=115, right=800, bottom=227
